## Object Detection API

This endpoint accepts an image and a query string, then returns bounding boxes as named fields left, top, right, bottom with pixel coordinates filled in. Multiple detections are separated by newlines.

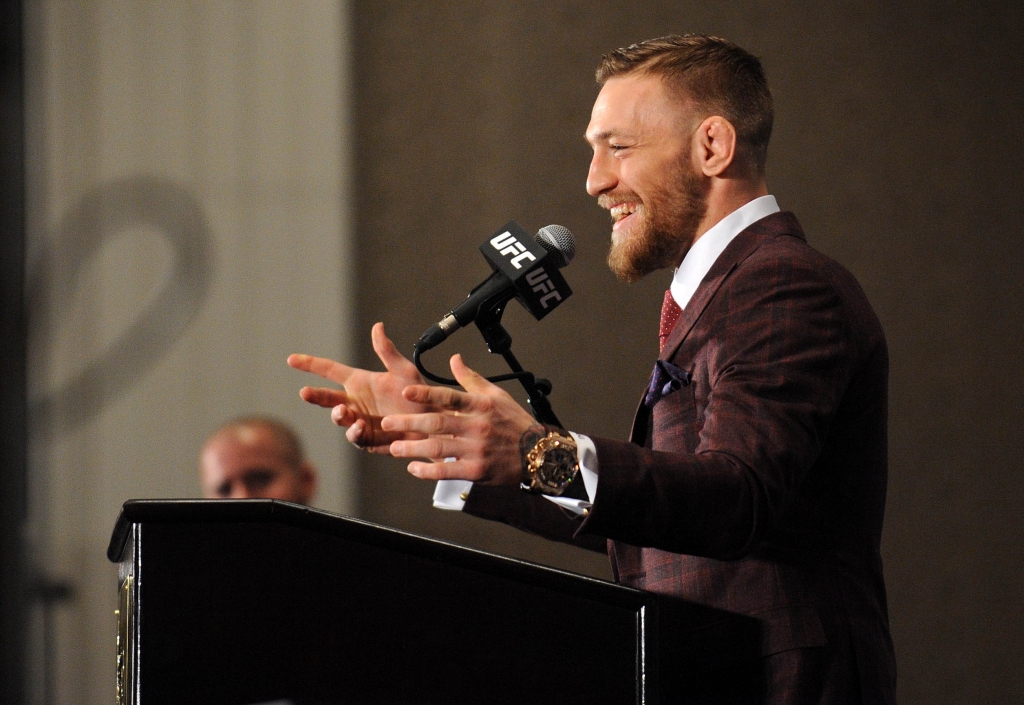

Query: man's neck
left=692, top=178, right=768, bottom=246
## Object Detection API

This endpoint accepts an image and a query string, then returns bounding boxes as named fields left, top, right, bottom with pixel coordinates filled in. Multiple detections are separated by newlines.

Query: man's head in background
left=199, top=416, right=317, bottom=504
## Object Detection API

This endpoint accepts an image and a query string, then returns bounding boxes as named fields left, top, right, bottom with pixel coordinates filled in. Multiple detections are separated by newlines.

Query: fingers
left=296, top=394, right=363, bottom=429
left=331, top=403, right=363, bottom=427
left=405, top=458, right=485, bottom=482
left=398, top=355, right=503, bottom=412
left=347, top=418, right=428, bottom=452
left=381, top=410, right=474, bottom=437
left=299, top=386, right=349, bottom=408
left=287, top=353, right=355, bottom=386
left=346, top=419, right=389, bottom=451
left=389, top=435, right=468, bottom=462
left=371, top=322, right=420, bottom=378
left=299, top=388, right=364, bottom=430
left=401, top=383, right=478, bottom=412
left=346, top=419, right=370, bottom=445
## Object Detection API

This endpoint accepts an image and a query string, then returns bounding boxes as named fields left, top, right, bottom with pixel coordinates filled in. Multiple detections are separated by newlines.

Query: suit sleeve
left=462, top=485, right=609, bottom=553
left=581, top=252, right=863, bottom=560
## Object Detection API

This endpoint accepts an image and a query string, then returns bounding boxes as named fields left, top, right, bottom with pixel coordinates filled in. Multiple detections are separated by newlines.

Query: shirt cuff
left=539, top=432, right=597, bottom=516
left=432, top=457, right=470, bottom=511
left=433, top=478, right=473, bottom=511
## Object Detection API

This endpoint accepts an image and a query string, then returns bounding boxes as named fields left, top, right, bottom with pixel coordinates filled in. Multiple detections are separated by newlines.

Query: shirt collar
left=670, top=195, right=780, bottom=310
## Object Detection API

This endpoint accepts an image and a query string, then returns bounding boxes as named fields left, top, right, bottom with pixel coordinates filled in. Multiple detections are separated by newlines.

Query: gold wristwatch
left=524, top=429, right=580, bottom=496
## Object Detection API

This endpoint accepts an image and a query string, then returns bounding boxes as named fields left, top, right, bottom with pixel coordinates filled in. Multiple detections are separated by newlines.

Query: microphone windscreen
left=535, top=225, right=576, bottom=267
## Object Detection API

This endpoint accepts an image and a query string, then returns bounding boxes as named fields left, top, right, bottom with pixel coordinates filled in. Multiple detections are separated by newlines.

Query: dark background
left=351, top=2, right=1023, bottom=704
left=1, top=2, right=26, bottom=703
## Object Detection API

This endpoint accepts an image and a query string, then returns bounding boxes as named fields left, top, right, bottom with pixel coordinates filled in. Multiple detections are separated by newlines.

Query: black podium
left=108, top=500, right=760, bottom=705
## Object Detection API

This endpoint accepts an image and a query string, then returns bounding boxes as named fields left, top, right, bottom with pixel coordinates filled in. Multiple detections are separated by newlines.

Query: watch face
left=538, top=445, right=578, bottom=487
left=528, top=432, right=579, bottom=495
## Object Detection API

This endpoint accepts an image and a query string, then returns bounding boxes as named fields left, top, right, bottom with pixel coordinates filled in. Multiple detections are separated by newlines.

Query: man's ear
left=694, top=115, right=737, bottom=177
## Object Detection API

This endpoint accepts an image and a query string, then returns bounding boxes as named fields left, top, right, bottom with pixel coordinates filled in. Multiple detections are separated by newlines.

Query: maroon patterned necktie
left=659, top=289, right=683, bottom=352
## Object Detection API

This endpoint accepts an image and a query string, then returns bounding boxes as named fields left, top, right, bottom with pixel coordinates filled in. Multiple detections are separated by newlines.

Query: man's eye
left=243, top=469, right=276, bottom=491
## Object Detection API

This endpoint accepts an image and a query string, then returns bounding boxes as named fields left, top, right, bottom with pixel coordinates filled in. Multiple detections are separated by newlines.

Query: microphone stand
left=412, top=299, right=563, bottom=427
left=471, top=301, right=562, bottom=427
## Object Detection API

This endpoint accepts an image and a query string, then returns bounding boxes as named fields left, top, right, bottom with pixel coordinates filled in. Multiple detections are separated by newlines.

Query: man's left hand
left=382, top=354, right=539, bottom=486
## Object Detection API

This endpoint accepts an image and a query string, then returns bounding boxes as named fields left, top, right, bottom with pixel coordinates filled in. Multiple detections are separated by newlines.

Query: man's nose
left=229, top=484, right=252, bottom=499
left=586, top=151, right=616, bottom=197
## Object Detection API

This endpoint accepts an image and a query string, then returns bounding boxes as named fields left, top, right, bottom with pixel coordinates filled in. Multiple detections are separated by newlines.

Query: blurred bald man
left=199, top=416, right=317, bottom=504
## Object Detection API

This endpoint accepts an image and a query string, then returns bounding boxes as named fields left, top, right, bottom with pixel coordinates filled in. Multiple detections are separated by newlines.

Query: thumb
left=449, top=354, right=493, bottom=394
left=372, top=322, right=414, bottom=373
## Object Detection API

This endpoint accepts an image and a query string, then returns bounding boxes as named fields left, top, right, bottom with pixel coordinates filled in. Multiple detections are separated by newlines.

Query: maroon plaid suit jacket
left=465, top=212, right=897, bottom=704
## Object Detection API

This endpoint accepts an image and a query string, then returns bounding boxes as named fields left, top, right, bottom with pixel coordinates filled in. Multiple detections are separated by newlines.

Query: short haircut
left=211, top=415, right=305, bottom=469
left=596, top=34, right=774, bottom=173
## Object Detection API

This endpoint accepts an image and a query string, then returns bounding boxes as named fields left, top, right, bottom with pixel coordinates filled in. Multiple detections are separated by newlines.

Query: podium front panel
left=110, top=500, right=760, bottom=705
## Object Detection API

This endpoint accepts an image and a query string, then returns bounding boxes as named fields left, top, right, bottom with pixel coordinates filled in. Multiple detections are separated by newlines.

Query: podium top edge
left=108, top=498, right=302, bottom=560
left=107, top=498, right=643, bottom=606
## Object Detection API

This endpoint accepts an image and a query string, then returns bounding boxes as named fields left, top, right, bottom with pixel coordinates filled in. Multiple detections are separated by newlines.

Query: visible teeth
left=610, top=203, right=637, bottom=220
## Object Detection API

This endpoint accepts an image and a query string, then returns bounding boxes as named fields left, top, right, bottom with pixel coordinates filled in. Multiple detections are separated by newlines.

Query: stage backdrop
left=350, top=3, right=1023, bottom=705
left=23, top=2, right=353, bottom=704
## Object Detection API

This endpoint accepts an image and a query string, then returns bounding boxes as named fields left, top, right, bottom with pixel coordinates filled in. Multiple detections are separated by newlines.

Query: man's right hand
left=288, top=322, right=432, bottom=453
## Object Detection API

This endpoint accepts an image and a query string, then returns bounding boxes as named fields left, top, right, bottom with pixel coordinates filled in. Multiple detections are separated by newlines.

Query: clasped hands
left=287, top=322, right=538, bottom=486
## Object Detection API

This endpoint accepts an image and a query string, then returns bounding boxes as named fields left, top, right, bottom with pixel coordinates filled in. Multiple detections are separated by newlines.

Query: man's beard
left=605, top=162, right=708, bottom=283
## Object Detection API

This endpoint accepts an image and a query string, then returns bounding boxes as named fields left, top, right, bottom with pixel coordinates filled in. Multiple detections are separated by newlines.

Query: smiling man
left=290, top=35, right=896, bottom=704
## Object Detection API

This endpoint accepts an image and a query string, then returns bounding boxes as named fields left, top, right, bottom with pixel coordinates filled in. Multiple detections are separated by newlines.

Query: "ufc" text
left=490, top=231, right=537, bottom=269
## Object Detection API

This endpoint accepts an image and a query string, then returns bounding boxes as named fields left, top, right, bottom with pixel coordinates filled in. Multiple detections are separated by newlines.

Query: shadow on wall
left=27, top=176, right=213, bottom=436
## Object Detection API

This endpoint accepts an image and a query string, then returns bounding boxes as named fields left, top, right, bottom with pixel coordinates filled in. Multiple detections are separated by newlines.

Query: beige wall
left=351, top=2, right=1023, bottom=704
left=24, top=2, right=353, bottom=703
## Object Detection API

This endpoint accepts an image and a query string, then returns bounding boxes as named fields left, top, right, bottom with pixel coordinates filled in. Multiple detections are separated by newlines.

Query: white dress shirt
left=433, top=195, right=781, bottom=514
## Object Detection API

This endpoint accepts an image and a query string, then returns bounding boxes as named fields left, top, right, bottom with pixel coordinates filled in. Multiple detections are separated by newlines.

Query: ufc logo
left=490, top=231, right=537, bottom=269
left=525, top=268, right=563, bottom=309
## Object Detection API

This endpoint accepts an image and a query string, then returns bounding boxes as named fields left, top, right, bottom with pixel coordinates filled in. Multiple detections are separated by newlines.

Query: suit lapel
left=629, top=250, right=742, bottom=445
left=628, top=211, right=805, bottom=446
left=659, top=211, right=805, bottom=361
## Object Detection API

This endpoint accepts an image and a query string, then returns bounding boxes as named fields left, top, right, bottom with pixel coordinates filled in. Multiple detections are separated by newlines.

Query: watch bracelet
left=524, top=426, right=580, bottom=496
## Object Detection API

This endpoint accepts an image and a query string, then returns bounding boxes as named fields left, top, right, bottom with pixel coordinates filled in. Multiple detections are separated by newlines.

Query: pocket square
left=644, top=359, right=692, bottom=408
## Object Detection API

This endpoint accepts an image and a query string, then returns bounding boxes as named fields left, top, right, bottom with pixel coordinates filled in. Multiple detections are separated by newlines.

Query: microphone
left=415, top=221, right=576, bottom=352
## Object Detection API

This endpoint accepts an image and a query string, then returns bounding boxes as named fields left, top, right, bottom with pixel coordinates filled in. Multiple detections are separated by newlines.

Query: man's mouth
left=609, top=202, right=639, bottom=231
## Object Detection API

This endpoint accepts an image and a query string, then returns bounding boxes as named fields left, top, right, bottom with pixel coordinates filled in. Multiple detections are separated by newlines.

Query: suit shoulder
left=741, top=228, right=869, bottom=297
left=733, top=228, right=886, bottom=344
left=736, top=212, right=860, bottom=285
